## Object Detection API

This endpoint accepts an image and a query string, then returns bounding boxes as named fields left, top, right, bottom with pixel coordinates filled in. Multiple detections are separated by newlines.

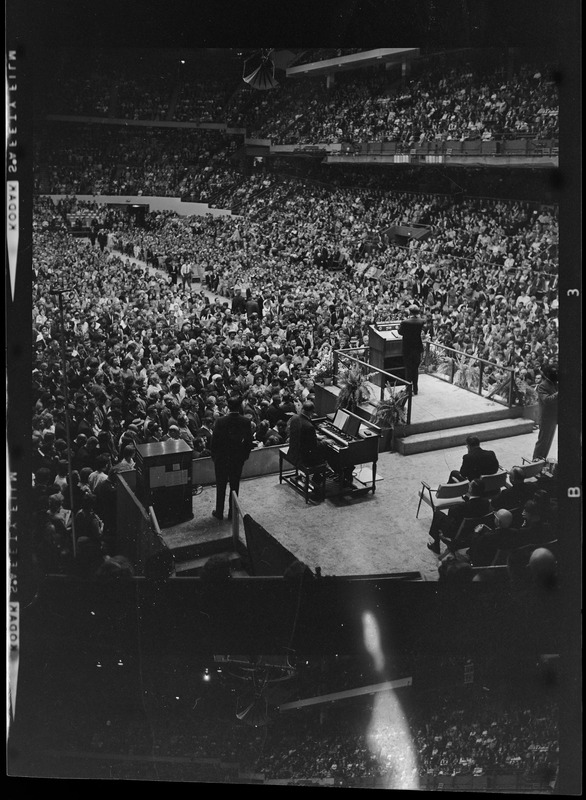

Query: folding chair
left=416, top=479, right=469, bottom=518
left=518, top=458, right=547, bottom=482
left=479, top=469, right=509, bottom=498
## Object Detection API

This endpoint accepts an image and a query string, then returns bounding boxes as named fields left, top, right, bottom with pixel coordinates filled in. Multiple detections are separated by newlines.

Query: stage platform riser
left=397, top=418, right=535, bottom=455
left=314, top=376, right=534, bottom=455
left=396, top=406, right=524, bottom=437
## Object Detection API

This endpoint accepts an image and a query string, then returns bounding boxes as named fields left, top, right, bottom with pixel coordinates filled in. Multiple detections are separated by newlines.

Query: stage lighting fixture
left=242, top=49, right=279, bottom=90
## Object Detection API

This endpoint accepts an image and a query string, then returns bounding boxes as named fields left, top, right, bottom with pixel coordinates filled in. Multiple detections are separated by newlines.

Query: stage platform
left=315, top=373, right=534, bottom=454
left=159, top=428, right=556, bottom=582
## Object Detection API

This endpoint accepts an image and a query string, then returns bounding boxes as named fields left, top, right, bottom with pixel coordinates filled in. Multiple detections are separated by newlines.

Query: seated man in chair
left=427, top=479, right=491, bottom=555
left=467, top=500, right=554, bottom=567
left=490, top=466, right=534, bottom=513
left=448, top=435, right=499, bottom=484
left=465, top=508, right=514, bottom=566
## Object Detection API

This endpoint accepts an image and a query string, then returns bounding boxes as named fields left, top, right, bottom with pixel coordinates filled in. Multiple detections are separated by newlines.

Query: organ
left=315, top=409, right=380, bottom=496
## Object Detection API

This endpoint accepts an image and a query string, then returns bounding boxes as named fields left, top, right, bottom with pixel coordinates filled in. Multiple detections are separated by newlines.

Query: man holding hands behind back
left=211, top=394, right=253, bottom=521
left=398, top=304, right=426, bottom=395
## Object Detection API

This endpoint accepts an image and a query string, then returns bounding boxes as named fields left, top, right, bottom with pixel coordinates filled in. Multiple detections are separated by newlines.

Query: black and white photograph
left=6, top=0, right=581, bottom=793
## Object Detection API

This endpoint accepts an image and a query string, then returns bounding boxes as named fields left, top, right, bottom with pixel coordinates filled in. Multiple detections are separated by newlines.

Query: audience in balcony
left=41, top=51, right=557, bottom=149
left=29, top=671, right=557, bottom=788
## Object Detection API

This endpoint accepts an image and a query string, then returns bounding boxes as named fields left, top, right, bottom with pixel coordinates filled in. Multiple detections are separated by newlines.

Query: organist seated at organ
left=287, top=400, right=354, bottom=489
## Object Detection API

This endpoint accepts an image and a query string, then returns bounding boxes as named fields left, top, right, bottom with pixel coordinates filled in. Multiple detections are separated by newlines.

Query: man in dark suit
left=468, top=500, right=554, bottom=567
left=196, top=411, right=215, bottom=447
left=287, top=401, right=329, bottom=473
left=398, top=305, right=426, bottom=395
left=448, top=435, right=499, bottom=483
left=532, top=365, right=558, bottom=460
left=490, top=467, right=534, bottom=514
left=210, top=394, right=254, bottom=521
left=287, top=401, right=351, bottom=489
left=231, top=288, right=247, bottom=315
left=263, top=393, right=287, bottom=428
left=427, top=479, right=492, bottom=554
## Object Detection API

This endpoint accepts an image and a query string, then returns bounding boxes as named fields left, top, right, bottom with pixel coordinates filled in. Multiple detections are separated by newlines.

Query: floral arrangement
left=435, top=350, right=480, bottom=391
left=422, top=345, right=442, bottom=373
left=371, top=383, right=410, bottom=429
left=453, top=353, right=481, bottom=391
left=309, top=344, right=334, bottom=383
left=335, top=362, right=375, bottom=412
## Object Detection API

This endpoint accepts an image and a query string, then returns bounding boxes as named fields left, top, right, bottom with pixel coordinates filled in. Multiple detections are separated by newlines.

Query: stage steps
left=161, top=522, right=250, bottom=577
left=396, top=405, right=522, bottom=436
left=174, top=550, right=243, bottom=577
left=165, top=531, right=233, bottom=562
left=395, top=417, right=535, bottom=456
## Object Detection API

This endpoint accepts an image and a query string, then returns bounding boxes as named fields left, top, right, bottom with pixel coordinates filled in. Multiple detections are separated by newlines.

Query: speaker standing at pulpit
left=398, top=305, right=426, bottom=395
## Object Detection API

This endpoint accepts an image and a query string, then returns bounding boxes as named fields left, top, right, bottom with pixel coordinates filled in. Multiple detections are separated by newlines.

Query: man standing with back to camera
left=398, top=304, right=426, bottom=395
left=532, top=365, right=558, bottom=461
left=211, top=394, right=253, bottom=521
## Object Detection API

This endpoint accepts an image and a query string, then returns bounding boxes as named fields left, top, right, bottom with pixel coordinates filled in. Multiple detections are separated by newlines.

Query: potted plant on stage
left=335, top=362, right=375, bottom=413
left=436, top=349, right=480, bottom=391
left=453, top=352, right=481, bottom=392
left=370, top=382, right=410, bottom=451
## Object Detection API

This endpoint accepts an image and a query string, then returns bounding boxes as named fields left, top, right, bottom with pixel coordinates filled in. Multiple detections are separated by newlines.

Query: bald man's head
left=494, top=509, right=513, bottom=529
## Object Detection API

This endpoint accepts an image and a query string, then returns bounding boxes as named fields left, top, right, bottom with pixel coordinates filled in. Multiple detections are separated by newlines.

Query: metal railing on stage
left=422, top=341, right=517, bottom=407
left=332, top=347, right=413, bottom=425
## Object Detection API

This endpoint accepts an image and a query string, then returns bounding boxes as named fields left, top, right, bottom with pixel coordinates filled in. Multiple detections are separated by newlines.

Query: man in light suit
left=211, top=394, right=253, bottom=521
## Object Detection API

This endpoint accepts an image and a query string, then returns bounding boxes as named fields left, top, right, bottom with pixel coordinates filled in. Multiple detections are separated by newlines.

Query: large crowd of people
left=13, top=41, right=572, bottom=795
left=248, top=696, right=558, bottom=784
left=35, top=124, right=241, bottom=199
left=31, top=176, right=559, bottom=577
left=39, top=49, right=558, bottom=148
left=254, top=60, right=558, bottom=146
left=22, top=663, right=558, bottom=788
left=30, top=45, right=560, bottom=581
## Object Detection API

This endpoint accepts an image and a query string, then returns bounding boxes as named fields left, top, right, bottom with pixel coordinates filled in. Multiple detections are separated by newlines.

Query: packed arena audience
left=35, top=124, right=242, bottom=199
left=42, top=52, right=183, bottom=120
left=249, top=696, right=558, bottom=784
left=25, top=666, right=558, bottom=788
left=40, top=49, right=558, bottom=148
left=31, top=45, right=560, bottom=579
left=30, top=172, right=559, bottom=577
left=208, top=54, right=559, bottom=146
left=266, top=61, right=558, bottom=146
left=51, top=75, right=113, bottom=117
left=174, top=78, right=235, bottom=123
